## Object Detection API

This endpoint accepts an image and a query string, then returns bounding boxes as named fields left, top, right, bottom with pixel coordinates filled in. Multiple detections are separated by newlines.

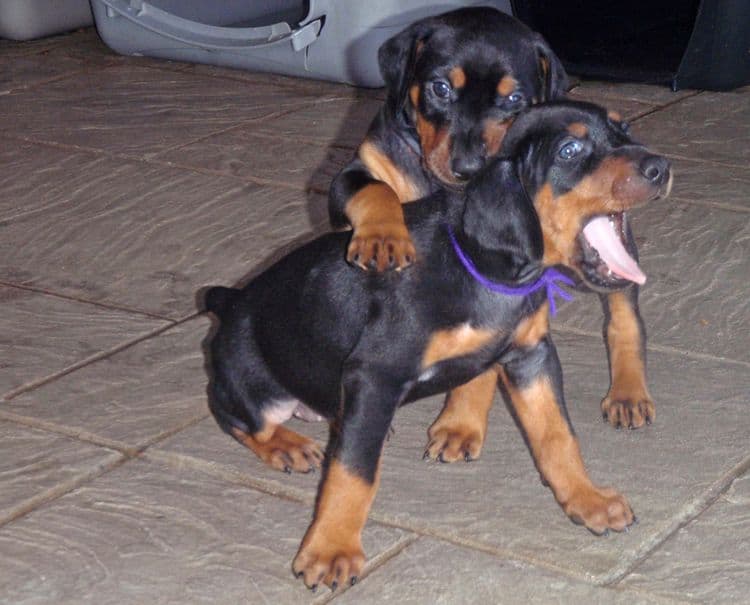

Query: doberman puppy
left=205, top=101, right=671, bottom=590
left=331, top=8, right=655, bottom=466
left=329, top=7, right=567, bottom=271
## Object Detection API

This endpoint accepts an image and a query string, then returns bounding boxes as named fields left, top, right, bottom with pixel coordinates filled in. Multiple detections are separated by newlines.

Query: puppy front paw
left=347, top=222, right=416, bottom=272
left=424, top=424, right=484, bottom=463
left=601, top=390, right=654, bottom=429
left=563, top=485, right=635, bottom=535
left=292, top=535, right=365, bottom=591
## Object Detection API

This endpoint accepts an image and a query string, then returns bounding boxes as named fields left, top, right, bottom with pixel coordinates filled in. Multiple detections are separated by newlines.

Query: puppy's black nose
left=451, top=155, right=484, bottom=181
left=639, top=155, right=670, bottom=185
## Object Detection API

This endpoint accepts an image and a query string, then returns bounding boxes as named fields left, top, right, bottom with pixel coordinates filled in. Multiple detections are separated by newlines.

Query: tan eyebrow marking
left=449, top=66, right=467, bottom=89
left=497, top=75, right=517, bottom=97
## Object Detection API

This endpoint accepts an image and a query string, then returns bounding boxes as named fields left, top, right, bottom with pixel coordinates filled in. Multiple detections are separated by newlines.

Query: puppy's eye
left=620, top=121, right=630, bottom=134
left=558, top=139, right=584, bottom=160
left=432, top=80, right=452, bottom=99
left=507, top=92, right=524, bottom=105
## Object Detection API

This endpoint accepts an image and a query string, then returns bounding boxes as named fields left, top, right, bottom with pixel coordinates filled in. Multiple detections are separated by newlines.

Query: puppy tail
left=203, top=286, right=239, bottom=315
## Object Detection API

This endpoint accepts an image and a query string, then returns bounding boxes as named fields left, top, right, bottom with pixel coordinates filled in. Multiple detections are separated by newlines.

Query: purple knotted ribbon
left=445, top=224, right=575, bottom=316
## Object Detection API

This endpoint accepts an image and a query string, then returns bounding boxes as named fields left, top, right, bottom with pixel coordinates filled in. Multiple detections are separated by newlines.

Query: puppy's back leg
left=231, top=420, right=325, bottom=474
left=209, top=357, right=324, bottom=474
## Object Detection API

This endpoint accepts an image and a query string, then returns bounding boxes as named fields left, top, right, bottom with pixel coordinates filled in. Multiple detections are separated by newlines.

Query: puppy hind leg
left=230, top=399, right=325, bottom=474
left=209, top=376, right=324, bottom=474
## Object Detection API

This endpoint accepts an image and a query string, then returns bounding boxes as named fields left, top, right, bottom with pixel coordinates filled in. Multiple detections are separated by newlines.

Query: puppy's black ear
left=460, top=160, right=543, bottom=282
left=533, top=33, right=569, bottom=101
left=378, top=20, right=435, bottom=120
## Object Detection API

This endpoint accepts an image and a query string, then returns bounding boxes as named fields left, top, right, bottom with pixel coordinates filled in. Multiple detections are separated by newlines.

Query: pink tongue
left=582, top=216, right=646, bottom=285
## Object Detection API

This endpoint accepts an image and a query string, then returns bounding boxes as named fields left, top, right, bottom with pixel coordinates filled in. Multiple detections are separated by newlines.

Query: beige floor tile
left=252, top=97, right=382, bottom=149
left=0, top=143, right=130, bottom=221
left=337, top=537, right=666, bottom=605
left=663, top=156, right=750, bottom=211
left=0, top=421, right=122, bottom=519
left=1, top=52, right=83, bottom=96
left=0, top=156, right=325, bottom=318
left=621, top=473, right=750, bottom=604
left=4, top=318, right=211, bottom=448
left=632, top=91, right=750, bottom=166
left=1, top=64, right=317, bottom=157
left=0, top=456, right=408, bottom=605
left=159, top=130, right=351, bottom=191
left=0, top=285, right=166, bottom=396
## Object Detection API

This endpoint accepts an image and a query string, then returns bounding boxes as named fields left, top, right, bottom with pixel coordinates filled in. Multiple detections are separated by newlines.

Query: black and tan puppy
left=205, top=101, right=671, bottom=590
left=329, top=7, right=567, bottom=272
left=331, top=9, right=655, bottom=455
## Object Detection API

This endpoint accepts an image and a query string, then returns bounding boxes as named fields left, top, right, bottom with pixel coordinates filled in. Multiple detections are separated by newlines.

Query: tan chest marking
left=421, top=324, right=497, bottom=370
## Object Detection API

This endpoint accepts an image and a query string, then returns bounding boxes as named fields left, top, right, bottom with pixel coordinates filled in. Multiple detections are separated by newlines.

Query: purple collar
left=445, top=224, right=574, bottom=316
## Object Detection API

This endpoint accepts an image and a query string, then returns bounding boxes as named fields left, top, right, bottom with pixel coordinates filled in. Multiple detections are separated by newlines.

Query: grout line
left=628, top=90, right=705, bottom=123
left=1, top=315, right=199, bottom=401
left=135, top=58, right=366, bottom=99
left=144, top=157, right=318, bottom=192
left=0, top=409, right=141, bottom=456
left=0, top=280, right=175, bottom=322
left=210, top=128, right=359, bottom=152
left=145, top=445, right=740, bottom=602
left=0, top=453, right=129, bottom=529
left=667, top=195, right=750, bottom=214
left=615, top=589, right=695, bottom=605
left=1, top=67, right=91, bottom=96
left=366, top=515, right=595, bottom=584
left=313, top=534, right=421, bottom=603
left=0, top=407, right=209, bottom=459
left=552, top=324, right=750, bottom=370
left=147, top=104, right=314, bottom=159
left=133, top=411, right=211, bottom=451
left=4, top=132, right=315, bottom=194
left=145, top=448, right=595, bottom=584
left=144, top=449, right=317, bottom=506
left=598, top=452, right=750, bottom=587
left=661, top=151, right=750, bottom=172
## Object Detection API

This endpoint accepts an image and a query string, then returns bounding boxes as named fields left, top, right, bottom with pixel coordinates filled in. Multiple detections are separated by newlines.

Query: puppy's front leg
left=293, top=366, right=400, bottom=591
left=600, top=287, right=654, bottom=429
left=500, top=306, right=635, bottom=535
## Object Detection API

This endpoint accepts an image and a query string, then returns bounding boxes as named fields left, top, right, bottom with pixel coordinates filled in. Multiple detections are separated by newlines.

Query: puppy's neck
left=455, top=160, right=543, bottom=283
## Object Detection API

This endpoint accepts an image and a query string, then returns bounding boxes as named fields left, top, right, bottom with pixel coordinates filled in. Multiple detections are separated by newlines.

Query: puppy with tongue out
left=582, top=214, right=646, bottom=286
left=500, top=101, right=671, bottom=426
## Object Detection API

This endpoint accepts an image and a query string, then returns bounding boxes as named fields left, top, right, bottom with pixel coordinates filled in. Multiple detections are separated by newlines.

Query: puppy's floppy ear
left=533, top=33, right=569, bottom=101
left=378, top=19, right=435, bottom=120
left=461, top=159, right=543, bottom=282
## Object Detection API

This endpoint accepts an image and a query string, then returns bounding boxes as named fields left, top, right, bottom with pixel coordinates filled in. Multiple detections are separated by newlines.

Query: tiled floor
left=1, top=27, right=749, bottom=605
